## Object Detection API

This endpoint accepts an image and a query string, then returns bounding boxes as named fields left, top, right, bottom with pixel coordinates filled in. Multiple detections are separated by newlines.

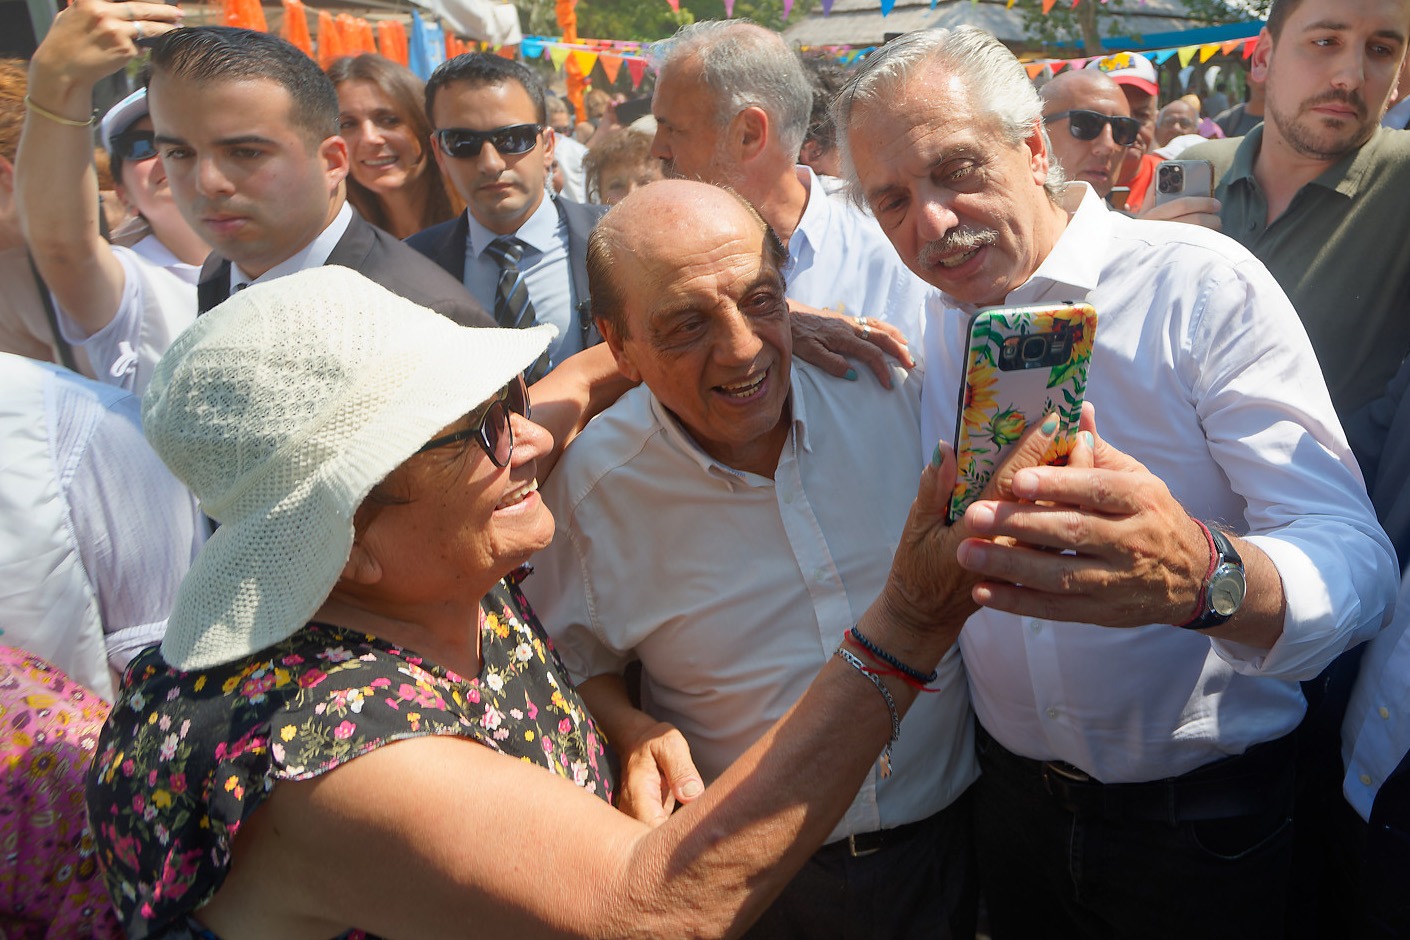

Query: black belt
left=817, top=806, right=945, bottom=859
left=977, top=725, right=1297, bottom=825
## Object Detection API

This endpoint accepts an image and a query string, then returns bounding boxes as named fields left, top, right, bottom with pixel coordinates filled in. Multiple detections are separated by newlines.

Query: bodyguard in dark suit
left=409, top=54, right=607, bottom=379
left=147, top=27, right=489, bottom=327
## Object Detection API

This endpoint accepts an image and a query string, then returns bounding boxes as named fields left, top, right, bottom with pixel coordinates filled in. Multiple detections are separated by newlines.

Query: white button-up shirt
left=785, top=165, right=933, bottom=350
left=921, top=184, right=1396, bottom=783
left=0, top=354, right=205, bottom=699
left=528, top=361, right=978, bottom=840
left=1342, top=568, right=1410, bottom=820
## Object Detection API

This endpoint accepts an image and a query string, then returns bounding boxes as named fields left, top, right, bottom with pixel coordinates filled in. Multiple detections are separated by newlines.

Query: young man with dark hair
left=408, top=54, right=605, bottom=381
left=17, top=5, right=487, bottom=394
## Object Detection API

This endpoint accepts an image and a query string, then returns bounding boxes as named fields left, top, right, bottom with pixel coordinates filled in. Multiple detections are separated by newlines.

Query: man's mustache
left=917, top=227, right=999, bottom=268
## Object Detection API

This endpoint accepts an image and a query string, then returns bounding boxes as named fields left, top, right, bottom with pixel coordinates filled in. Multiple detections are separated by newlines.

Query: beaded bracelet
left=23, top=95, right=97, bottom=128
left=848, top=625, right=938, bottom=686
left=834, top=646, right=900, bottom=778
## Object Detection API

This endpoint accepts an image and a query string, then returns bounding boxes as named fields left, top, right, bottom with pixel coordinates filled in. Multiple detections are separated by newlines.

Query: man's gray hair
left=651, top=20, right=813, bottom=159
left=833, top=26, right=1066, bottom=202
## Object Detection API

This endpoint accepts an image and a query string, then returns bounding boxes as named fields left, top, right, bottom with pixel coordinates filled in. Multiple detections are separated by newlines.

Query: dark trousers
left=973, top=726, right=1296, bottom=940
left=742, top=789, right=977, bottom=940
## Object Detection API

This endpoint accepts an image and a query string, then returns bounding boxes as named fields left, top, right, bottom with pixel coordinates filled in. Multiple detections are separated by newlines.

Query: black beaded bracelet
left=848, top=626, right=939, bottom=686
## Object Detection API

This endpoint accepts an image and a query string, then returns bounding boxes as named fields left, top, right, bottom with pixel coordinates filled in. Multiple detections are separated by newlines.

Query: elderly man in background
left=1152, top=98, right=1205, bottom=157
left=649, top=20, right=931, bottom=351
left=836, top=25, right=1395, bottom=939
left=529, top=178, right=1012, bottom=939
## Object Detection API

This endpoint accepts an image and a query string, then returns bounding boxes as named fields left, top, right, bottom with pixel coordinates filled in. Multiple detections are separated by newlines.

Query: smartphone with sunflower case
left=948, top=301, right=1097, bottom=522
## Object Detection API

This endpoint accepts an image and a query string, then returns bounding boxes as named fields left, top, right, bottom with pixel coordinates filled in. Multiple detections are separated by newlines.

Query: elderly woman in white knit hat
left=85, top=265, right=1002, bottom=939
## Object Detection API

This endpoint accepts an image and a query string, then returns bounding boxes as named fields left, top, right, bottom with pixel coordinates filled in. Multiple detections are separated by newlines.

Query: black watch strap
left=1178, top=524, right=1245, bottom=631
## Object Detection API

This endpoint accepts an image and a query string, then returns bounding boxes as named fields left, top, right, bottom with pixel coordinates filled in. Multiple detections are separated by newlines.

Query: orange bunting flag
left=599, top=52, right=623, bottom=84
left=1041, top=0, right=1057, bottom=12
left=316, top=10, right=340, bottom=68
left=377, top=20, right=409, bottom=65
left=1024, top=63, right=1046, bottom=80
left=281, top=0, right=312, bottom=56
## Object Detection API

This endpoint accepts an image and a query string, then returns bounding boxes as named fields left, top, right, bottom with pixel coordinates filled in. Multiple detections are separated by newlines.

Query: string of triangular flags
left=1019, top=38, right=1259, bottom=80
left=801, top=35, right=1258, bottom=69
left=520, top=36, right=654, bottom=90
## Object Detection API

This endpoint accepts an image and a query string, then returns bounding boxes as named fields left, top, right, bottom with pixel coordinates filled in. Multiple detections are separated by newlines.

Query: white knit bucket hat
left=143, top=267, right=555, bottom=671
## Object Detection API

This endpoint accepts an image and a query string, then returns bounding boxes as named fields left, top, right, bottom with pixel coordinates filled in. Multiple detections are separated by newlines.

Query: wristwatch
left=1179, top=524, right=1246, bottom=631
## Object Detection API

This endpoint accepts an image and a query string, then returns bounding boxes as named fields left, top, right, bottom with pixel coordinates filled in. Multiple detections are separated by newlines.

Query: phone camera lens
left=1021, top=336, right=1049, bottom=362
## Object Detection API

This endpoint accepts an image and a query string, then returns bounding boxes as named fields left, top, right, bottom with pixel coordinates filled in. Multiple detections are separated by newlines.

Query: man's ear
left=736, top=106, right=769, bottom=164
left=320, top=134, right=351, bottom=189
left=1024, top=120, right=1052, bottom=187
left=596, top=315, right=643, bottom=383
left=1250, top=28, right=1273, bottom=83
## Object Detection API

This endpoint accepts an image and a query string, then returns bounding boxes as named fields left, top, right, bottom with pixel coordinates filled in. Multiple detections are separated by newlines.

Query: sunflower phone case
left=948, top=301, right=1097, bottom=522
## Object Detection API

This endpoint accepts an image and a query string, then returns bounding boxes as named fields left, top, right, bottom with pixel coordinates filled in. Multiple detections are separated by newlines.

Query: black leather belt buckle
left=846, top=831, right=884, bottom=857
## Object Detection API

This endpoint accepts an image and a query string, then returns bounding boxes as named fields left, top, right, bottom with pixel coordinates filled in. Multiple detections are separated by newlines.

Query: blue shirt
left=463, top=196, right=580, bottom=365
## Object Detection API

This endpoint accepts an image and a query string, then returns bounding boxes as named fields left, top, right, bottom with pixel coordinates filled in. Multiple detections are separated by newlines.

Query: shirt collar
left=467, top=192, right=558, bottom=260
left=232, top=201, right=352, bottom=290
left=786, top=164, right=827, bottom=275
left=644, top=363, right=809, bottom=484
left=1225, top=122, right=1384, bottom=199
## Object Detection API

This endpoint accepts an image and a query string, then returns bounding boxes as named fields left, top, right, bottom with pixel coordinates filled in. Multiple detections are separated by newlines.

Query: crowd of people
left=1, top=0, right=1409, bottom=936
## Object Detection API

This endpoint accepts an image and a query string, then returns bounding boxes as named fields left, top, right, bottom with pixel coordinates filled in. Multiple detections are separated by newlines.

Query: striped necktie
left=483, top=236, right=550, bottom=381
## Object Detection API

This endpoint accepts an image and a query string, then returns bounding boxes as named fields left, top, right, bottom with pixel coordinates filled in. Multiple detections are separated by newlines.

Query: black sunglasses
left=113, top=130, right=159, bottom=163
left=1046, top=110, right=1141, bottom=147
left=434, top=123, right=543, bottom=159
left=417, top=374, right=530, bottom=467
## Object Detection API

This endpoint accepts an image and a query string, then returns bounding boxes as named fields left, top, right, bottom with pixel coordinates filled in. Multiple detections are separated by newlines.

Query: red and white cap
left=1085, top=53, right=1158, bottom=97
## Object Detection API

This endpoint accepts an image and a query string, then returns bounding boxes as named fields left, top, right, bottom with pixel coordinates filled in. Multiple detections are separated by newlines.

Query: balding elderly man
left=525, top=179, right=1068, bottom=939
left=835, top=25, right=1395, bottom=938
left=1153, top=98, right=1204, bottom=157
left=648, top=20, right=931, bottom=351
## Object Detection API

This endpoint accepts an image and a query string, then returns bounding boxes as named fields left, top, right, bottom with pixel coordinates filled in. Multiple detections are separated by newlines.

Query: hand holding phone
left=949, top=302, right=1098, bottom=521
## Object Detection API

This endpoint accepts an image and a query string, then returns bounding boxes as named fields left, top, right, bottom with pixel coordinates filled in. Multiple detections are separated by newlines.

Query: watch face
left=1210, top=567, right=1246, bottom=617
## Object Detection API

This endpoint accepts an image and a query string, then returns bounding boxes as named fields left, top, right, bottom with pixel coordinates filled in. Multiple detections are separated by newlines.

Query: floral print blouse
left=87, top=578, right=616, bottom=939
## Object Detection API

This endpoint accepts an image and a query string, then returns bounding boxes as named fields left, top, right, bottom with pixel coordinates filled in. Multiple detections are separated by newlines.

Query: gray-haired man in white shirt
left=835, top=25, right=1396, bottom=938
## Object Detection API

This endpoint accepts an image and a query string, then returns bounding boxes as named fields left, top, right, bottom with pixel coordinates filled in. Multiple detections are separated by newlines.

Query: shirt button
left=1380, top=706, right=1391, bottom=720
left=813, top=568, right=827, bottom=582
left=1045, top=707, right=1059, bottom=719
left=1029, top=622, right=1042, bottom=635
left=1361, top=773, right=1374, bottom=786
left=782, top=490, right=796, bottom=505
